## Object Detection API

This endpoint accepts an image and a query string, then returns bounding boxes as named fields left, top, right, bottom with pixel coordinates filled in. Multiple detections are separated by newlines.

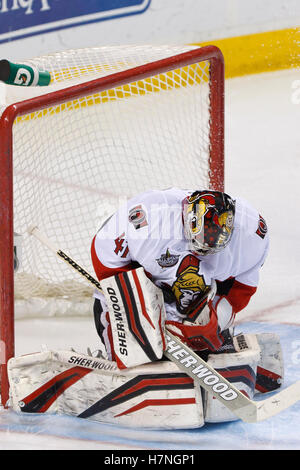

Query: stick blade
left=255, top=380, right=300, bottom=422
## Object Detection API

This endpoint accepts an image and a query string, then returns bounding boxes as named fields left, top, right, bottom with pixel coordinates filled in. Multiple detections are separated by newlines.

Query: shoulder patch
left=156, top=249, right=180, bottom=268
left=256, top=215, right=268, bottom=239
left=128, top=204, right=148, bottom=230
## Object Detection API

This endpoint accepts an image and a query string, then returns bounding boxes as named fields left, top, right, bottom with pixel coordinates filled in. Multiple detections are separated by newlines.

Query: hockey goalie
left=7, top=189, right=284, bottom=428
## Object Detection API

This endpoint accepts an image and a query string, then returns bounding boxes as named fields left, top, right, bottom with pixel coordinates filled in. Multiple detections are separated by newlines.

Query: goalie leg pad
left=254, top=333, right=284, bottom=394
left=204, top=334, right=261, bottom=423
left=101, top=267, right=166, bottom=368
left=232, top=332, right=284, bottom=394
left=7, top=350, right=204, bottom=429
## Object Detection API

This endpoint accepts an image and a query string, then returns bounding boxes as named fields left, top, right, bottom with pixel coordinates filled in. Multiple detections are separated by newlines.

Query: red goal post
left=0, top=45, right=224, bottom=407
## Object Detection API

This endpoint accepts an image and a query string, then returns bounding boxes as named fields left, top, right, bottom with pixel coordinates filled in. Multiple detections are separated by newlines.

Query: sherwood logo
left=165, top=334, right=238, bottom=401
left=106, top=286, right=128, bottom=357
left=0, top=0, right=151, bottom=44
left=68, top=355, right=116, bottom=371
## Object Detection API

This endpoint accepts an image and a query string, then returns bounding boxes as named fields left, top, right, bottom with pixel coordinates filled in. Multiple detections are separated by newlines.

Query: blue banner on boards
left=0, top=0, right=151, bottom=44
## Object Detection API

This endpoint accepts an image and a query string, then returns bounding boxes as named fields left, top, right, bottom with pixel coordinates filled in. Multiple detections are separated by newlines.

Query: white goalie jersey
left=91, top=188, right=269, bottom=324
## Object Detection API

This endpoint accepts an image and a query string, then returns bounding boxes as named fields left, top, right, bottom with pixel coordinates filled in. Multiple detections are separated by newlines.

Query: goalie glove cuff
left=211, top=295, right=235, bottom=331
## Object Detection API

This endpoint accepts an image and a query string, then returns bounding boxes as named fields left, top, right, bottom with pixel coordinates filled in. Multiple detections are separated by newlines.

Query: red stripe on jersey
left=226, top=280, right=257, bottom=314
left=91, top=235, right=132, bottom=281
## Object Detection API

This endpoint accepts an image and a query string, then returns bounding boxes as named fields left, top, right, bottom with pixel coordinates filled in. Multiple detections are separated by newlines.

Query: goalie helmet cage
left=0, top=45, right=224, bottom=406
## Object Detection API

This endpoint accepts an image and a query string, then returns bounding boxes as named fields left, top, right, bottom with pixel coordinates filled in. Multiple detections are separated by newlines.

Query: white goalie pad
left=7, top=350, right=204, bottom=429
left=254, top=333, right=284, bottom=394
left=101, top=267, right=166, bottom=368
left=204, top=333, right=261, bottom=423
left=203, top=332, right=285, bottom=423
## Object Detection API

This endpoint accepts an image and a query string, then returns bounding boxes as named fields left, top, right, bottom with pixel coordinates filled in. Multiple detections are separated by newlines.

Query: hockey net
left=0, top=45, right=224, bottom=405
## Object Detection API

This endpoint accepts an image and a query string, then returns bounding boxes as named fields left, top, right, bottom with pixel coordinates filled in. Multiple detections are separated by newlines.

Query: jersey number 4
left=114, top=233, right=129, bottom=258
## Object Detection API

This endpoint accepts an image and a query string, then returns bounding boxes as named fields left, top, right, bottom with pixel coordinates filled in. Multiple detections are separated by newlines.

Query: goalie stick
left=27, top=224, right=300, bottom=423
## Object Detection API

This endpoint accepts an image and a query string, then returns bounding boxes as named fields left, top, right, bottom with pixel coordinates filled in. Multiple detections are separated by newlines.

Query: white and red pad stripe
left=101, top=268, right=166, bottom=369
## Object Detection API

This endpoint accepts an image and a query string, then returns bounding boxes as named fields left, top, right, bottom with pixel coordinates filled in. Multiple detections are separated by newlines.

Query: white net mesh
left=6, top=45, right=215, bottom=318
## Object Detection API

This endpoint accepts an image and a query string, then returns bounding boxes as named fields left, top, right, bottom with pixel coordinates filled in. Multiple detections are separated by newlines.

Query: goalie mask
left=183, top=190, right=235, bottom=256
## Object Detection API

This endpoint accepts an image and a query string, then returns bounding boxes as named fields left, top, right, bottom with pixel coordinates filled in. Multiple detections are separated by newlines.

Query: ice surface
left=1, top=68, right=300, bottom=450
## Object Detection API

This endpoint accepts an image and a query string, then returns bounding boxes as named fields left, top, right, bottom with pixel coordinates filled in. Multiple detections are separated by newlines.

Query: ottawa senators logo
left=171, top=255, right=210, bottom=314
